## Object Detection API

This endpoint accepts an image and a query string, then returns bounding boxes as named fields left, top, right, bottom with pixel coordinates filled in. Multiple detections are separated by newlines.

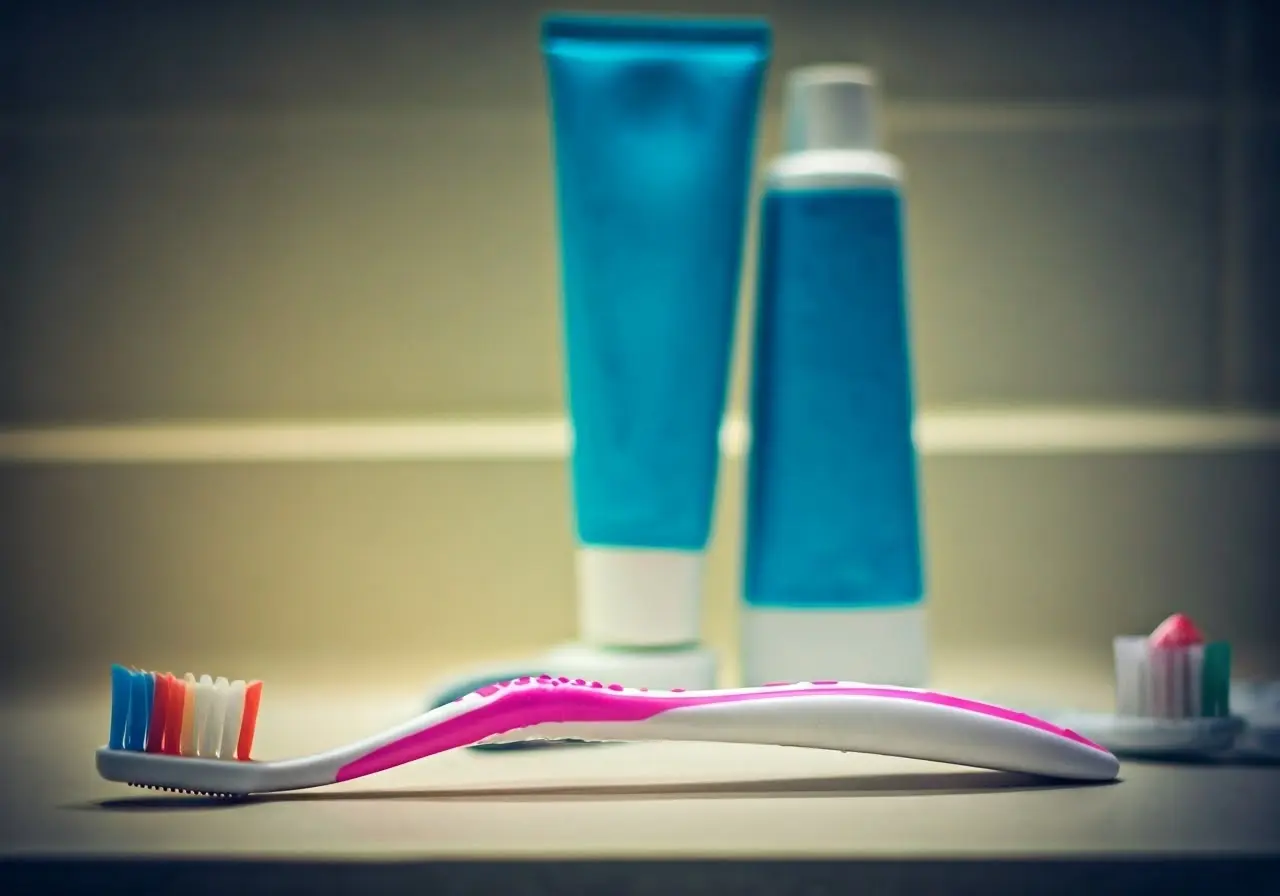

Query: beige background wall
left=1, top=0, right=1277, bottom=691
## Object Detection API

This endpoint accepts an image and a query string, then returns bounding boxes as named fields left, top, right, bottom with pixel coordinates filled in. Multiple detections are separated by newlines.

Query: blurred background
left=0, top=0, right=1276, bottom=694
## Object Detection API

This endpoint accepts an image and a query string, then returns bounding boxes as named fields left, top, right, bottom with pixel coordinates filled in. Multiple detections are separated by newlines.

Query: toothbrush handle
left=515, top=685, right=1117, bottom=780
left=334, top=681, right=1118, bottom=783
left=94, top=680, right=1117, bottom=796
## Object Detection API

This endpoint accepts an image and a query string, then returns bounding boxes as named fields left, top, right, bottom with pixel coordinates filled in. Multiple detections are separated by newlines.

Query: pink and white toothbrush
left=98, top=666, right=1119, bottom=796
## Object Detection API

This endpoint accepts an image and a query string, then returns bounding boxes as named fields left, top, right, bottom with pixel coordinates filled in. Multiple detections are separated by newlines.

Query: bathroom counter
left=2, top=662, right=1278, bottom=894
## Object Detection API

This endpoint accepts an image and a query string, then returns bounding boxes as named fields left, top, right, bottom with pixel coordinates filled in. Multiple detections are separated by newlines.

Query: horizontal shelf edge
left=2, top=409, right=1279, bottom=464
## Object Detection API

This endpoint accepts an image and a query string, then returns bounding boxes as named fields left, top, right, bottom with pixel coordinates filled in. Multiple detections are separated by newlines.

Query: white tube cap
left=784, top=65, right=881, bottom=153
left=576, top=546, right=705, bottom=646
left=740, top=604, right=929, bottom=687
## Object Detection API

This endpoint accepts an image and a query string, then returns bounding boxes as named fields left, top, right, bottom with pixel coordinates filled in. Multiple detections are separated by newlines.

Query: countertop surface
left=2, top=655, right=1279, bottom=891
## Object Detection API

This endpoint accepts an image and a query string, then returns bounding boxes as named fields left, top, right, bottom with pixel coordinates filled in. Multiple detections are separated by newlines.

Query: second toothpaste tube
left=741, top=67, right=928, bottom=687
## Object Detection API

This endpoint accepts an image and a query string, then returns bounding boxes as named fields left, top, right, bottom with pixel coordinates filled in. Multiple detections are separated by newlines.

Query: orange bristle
left=163, top=674, right=185, bottom=755
left=180, top=676, right=196, bottom=755
left=237, top=681, right=263, bottom=760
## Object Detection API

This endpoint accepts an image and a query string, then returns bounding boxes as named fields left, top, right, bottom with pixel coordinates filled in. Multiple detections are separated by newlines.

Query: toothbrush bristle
left=220, top=680, right=246, bottom=761
left=237, top=680, right=264, bottom=761
left=124, top=672, right=146, bottom=750
left=180, top=674, right=197, bottom=756
left=145, top=673, right=169, bottom=753
left=1201, top=641, right=1231, bottom=717
left=163, top=673, right=184, bottom=755
left=108, top=665, right=263, bottom=761
left=108, top=665, right=131, bottom=750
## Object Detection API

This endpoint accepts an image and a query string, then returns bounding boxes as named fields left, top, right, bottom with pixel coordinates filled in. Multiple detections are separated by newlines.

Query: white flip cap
left=576, top=546, right=705, bottom=647
left=784, top=65, right=881, bottom=153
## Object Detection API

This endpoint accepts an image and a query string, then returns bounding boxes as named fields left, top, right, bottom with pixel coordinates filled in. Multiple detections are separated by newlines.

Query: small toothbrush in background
left=985, top=614, right=1248, bottom=760
left=1055, top=613, right=1245, bottom=758
left=1114, top=613, right=1232, bottom=722
left=1115, top=614, right=1280, bottom=761
left=99, top=666, right=1120, bottom=796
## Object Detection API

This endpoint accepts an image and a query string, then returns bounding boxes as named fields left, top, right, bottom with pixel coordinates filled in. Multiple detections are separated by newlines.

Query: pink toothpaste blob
left=1148, top=613, right=1205, bottom=650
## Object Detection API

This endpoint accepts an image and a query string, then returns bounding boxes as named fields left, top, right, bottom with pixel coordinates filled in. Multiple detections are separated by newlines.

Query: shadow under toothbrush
left=73, top=769, right=1119, bottom=812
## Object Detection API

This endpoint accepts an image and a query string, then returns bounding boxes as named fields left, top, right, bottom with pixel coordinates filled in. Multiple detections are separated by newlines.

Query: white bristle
left=206, top=677, right=230, bottom=758
left=195, top=674, right=216, bottom=757
left=180, top=673, right=198, bottom=756
left=1114, top=636, right=1147, bottom=716
left=1149, top=649, right=1176, bottom=717
left=1188, top=645, right=1204, bottom=717
left=220, top=680, right=247, bottom=761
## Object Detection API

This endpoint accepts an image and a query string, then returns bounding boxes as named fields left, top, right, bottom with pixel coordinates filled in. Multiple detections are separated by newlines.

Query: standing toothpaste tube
left=741, top=66, right=928, bottom=687
left=542, top=15, right=770, bottom=649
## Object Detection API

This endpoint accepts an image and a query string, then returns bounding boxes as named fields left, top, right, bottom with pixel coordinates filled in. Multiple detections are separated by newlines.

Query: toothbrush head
left=104, top=664, right=262, bottom=796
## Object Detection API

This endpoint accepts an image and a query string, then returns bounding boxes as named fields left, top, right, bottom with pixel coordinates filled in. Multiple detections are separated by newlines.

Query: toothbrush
left=1092, top=612, right=1243, bottom=756
left=1114, top=613, right=1232, bottom=721
left=98, top=665, right=1119, bottom=796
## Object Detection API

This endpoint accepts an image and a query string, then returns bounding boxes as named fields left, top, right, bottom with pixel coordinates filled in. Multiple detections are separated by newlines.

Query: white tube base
left=576, top=546, right=705, bottom=646
left=740, top=604, right=930, bottom=688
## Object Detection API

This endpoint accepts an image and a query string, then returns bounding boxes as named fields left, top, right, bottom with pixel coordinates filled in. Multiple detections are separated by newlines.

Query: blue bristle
left=109, top=664, right=132, bottom=750
left=142, top=672, right=156, bottom=748
left=125, top=670, right=150, bottom=751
